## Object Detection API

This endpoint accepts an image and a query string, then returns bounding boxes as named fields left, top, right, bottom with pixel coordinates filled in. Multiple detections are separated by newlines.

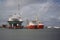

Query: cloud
left=5, top=0, right=15, bottom=7
left=20, top=0, right=60, bottom=26
left=20, top=2, right=51, bottom=19
left=0, top=0, right=60, bottom=26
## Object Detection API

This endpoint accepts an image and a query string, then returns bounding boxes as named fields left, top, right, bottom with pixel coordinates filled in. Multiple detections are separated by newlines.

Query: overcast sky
left=0, top=0, right=60, bottom=26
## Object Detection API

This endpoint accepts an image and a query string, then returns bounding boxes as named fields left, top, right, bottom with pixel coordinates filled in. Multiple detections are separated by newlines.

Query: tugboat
left=8, top=14, right=23, bottom=29
left=26, top=19, right=44, bottom=29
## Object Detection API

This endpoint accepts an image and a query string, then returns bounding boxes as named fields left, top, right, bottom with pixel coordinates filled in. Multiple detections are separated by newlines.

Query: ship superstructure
left=26, top=21, right=37, bottom=29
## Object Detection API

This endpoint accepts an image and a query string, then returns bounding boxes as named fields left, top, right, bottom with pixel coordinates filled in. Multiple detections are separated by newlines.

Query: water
left=0, top=28, right=60, bottom=40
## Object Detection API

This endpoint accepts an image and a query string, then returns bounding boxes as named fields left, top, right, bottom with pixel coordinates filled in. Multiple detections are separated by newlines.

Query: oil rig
left=8, top=0, right=23, bottom=29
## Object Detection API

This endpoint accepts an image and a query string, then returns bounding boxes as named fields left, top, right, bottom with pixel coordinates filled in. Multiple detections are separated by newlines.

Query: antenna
left=34, top=13, right=42, bottom=24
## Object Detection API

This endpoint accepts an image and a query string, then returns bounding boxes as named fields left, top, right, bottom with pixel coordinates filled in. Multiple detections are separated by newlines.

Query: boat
left=26, top=20, right=44, bottom=29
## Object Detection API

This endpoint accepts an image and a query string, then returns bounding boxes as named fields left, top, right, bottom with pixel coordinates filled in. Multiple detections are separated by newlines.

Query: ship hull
left=26, top=25, right=44, bottom=29
left=37, top=25, right=44, bottom=29
left=26, top=25, right=37, bottom=29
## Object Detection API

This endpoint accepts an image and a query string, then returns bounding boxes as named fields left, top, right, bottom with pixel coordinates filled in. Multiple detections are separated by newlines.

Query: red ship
left=26, top=20, right=44, bottom=29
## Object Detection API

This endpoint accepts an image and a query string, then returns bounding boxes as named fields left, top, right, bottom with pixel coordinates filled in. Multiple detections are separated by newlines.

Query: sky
left=0, top=0, right=60, bottom=26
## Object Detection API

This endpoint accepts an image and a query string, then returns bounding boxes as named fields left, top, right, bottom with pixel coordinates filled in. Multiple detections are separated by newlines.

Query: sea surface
left=0, top=28, right=60, bottom=40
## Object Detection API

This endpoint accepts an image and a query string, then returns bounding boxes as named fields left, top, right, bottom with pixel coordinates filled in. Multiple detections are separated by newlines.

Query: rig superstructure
left=8, top=14, right=23, bottom=29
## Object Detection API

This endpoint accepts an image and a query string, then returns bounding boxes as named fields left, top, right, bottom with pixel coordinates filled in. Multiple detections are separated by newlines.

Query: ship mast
left=17, top=0, right=20, bottom=15
left=34, top=13, right=42, bottom=24
left=18, top=0, right=20, bottom=12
